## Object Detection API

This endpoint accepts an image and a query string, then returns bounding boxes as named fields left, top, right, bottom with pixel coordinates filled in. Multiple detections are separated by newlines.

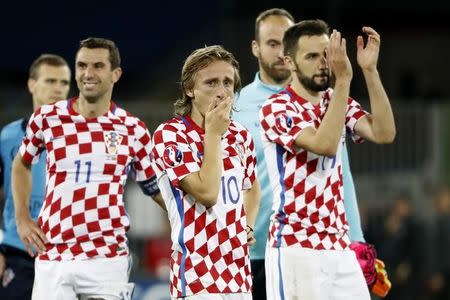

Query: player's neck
left=290, top=79, right=322, bottom=105
left=259, top=69, right=291, bottom=87
left=75, top=94, right=112, bottom=118
left=189, top=109, right=206, bottom=130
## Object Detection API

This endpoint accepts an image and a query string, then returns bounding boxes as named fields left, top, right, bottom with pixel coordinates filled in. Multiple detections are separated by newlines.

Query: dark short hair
left=283, top=19, right=330, bottom=57
left=174, top=45, right=241, bottom=116
left=255, top=8, right=294, bottom=41
left=29, top=54, right=69, bottom=80
left=78, top=37, right=121, bottom=70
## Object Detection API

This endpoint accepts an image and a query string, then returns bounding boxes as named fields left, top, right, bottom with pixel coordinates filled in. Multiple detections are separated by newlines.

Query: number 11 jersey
left=19, top=97, right=155, bottom=261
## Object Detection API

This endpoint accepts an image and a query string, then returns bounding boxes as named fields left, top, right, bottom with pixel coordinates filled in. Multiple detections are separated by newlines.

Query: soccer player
left=152, top=45, right=260, bottom=299
left=259, top=20, right=395, bottom=300
left=11, top=38, right=162, bottom=300
left=234, top=9, right=369, bottom=299
left=0, top=54, right=71, bottom=299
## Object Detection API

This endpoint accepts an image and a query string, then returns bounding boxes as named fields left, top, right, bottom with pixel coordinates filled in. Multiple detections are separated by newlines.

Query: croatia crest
left=274, top=112, right=293, bottom=133
left=104, top=131, right=123, bottom=155
left=163, top=145, right=183, bottom=167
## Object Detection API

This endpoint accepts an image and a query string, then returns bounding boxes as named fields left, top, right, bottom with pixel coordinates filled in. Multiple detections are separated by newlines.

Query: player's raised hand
left=16, top=215, right=48, bottom=257
left=205, top=96, right=233, bottom=136
left=327, top=29, right=353, bottom=82
left=357, top=26, right=381, bottom=71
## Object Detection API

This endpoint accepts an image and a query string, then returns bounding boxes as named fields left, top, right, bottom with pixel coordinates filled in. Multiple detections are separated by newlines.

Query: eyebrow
left=266, top=39, right=281, bottom=44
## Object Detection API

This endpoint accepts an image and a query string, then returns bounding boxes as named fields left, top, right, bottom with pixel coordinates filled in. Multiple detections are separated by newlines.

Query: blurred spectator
left=427, top=186, right=450, bottom=300
left=365, top=194, right=427, bottom=300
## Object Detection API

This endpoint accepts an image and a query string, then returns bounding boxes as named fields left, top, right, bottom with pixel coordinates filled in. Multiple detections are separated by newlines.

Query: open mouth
left=83, top=82, right=98, bottom=89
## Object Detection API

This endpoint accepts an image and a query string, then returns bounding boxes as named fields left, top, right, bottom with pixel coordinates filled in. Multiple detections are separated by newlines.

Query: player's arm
left=294, top=80, right=349, bottom=156
left=354, top=27, right=395, bottom=144
left=12, top=153, right=47, bottom=256
left=295, top=30, right=353, bottom=156
left=152, top=192, right=166, bottom=212
left=180, top=97, right=233, bottom=208
left=137, top=175, right=166, bottom=211
left=244, top=178, right=260, bottom=245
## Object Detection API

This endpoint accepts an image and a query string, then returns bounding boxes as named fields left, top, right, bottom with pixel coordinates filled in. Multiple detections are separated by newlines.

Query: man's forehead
left=197, top=60, right=234, bottom=78
left=76, top=48, right=109, bottom=62
left=298, top=34, right=329, bottom=53
left=259, top=16, right=293, bottom=39
left=37, top=64, right=70, bottom=78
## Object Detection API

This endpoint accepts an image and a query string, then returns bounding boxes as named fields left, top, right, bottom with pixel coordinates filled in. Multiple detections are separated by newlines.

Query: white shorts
left=179, top=293, right=252, bottom=300
left=265, top=246, right=370, bottom=300
left=32, top=255, right=134, bottom=300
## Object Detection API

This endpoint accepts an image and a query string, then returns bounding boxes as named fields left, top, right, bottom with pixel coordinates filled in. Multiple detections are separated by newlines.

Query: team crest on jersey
left=163, top=145, right=183, bottom=167
left=104, top=131, right=123, bottom=155
left=274, top=112, right=293, bottom=134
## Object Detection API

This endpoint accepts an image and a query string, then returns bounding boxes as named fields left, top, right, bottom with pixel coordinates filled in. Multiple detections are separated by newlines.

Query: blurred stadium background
left=1, top=1, right=449, bottom=299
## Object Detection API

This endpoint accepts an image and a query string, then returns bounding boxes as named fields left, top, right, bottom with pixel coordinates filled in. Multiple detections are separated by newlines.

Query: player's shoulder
left=1, top=118, right=25, bottom=133
left=229, top=120, right=251, bottom=141
left=229, top=119, right=248, bottom=133
left=153, top=117, right=188, bottom=143
left=264, top=89, right=291, bottom=105
left=260, top=89, right=295, bottom=116
left=113, top=106, right=148, bottom=128
left=155, top=117, right=186, bottom=133
left=238, top=80, right=259, bottom=97
left=35, top=99, right=68, bottom=116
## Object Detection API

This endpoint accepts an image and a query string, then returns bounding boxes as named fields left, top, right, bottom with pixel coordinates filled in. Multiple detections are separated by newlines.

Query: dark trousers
left=251, top=259, right=266, bottom=300
left=0, top=245, right=35, bottom=300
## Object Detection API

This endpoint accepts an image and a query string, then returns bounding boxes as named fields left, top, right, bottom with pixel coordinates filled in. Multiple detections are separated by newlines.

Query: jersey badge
left=104, top=131, right=123, bottom=155
left=163, top=144, right=183, bottom=167
left=274, top=112, right=293, bottom=134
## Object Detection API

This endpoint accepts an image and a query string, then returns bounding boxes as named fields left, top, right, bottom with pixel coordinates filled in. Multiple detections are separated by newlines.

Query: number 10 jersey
left=152, top=115, right=256, bottom=298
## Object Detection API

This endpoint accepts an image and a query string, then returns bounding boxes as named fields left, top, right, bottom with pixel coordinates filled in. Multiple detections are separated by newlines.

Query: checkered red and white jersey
left=259, top=86, right=368, bottom=251
left=152, top=115, right=256, bottom=298
left=19, top=97, right=155, bottom=260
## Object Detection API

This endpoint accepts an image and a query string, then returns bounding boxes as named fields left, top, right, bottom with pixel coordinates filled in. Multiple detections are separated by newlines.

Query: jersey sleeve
left=152, top=123, right=201, bottom=187
left=242, top=130, right=257, bottom=190
left=345, top=97, right=369, bottom=143
left=132, top=120, right=156, bottom=182
left=259, top=97, right=313, bottom=153
left=19, top=108, right=45, bottom=165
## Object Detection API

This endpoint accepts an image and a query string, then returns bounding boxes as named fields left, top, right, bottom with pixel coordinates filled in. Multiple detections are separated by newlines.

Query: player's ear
left=27, top=78, right=36, bottom=94
left=112, top=67, right=122, bottom=83
left=285, top=56, right=295, bottom=71
left=251, top=40, right=260, bottom=59
left=186, top=89, right=194, bottom=98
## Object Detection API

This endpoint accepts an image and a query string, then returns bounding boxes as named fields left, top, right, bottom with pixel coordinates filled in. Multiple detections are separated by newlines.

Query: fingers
left=357, top=35, right=364, bottom=50
left=362, top=26, right=381, bottom=45
left=212, top=96, right=233, bottom=114
left=20, top=223, right=48, bottom=256
left=207, top=98, right=218, bottom=112
left=363, top=26, right=380, bottom=38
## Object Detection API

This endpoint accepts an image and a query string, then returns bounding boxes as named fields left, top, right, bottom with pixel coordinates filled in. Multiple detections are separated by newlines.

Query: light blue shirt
left=234, top=73, right=364, bottom=260
left=0, top=118, right=46, bottom=252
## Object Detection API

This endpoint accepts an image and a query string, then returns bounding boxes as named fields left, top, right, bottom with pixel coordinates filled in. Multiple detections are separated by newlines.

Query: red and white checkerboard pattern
left=20, top=97, right=155, bottom=260
left=152, top=116, right=256, bottom=298
left=259, top=86, right=368, bottom=251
